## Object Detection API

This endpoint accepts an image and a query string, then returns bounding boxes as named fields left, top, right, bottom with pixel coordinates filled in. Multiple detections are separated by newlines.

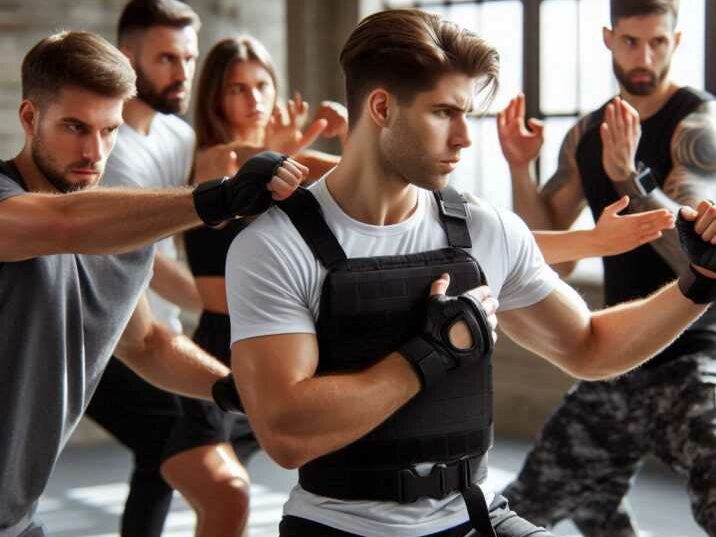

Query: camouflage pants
left=502, top=353, right=716, bottom=537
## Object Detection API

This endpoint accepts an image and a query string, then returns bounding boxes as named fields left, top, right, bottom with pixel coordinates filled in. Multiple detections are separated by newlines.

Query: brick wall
left=0, top=0, right=287, bottom=157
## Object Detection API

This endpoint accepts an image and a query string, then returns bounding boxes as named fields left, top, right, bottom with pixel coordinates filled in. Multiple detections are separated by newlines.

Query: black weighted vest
left=277, top=186, right=494, bottom=508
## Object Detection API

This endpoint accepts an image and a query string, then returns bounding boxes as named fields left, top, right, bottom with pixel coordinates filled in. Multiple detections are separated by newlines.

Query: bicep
left=230, top=333, right=319, bottom=422
left=498, top=280, right=592, bottom=375
left=0, top=194, right=68, bottom=261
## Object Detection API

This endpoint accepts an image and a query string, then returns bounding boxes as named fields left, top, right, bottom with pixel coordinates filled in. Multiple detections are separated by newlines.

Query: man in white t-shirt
left=225, top=9, right=716, bottom=537
left=85, top=2, right=202, bottom=536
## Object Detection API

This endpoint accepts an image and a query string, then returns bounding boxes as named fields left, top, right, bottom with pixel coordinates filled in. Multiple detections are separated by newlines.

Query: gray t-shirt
left=102, top=113, right=194, bottom=332
left=0, top=164, right=154, bottom=536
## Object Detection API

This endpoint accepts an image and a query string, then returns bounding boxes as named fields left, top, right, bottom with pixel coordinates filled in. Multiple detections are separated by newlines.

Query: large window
left=381, top=0, right=710, bottom=210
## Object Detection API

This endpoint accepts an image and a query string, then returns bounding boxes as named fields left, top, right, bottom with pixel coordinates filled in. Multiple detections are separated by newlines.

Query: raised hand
left=497, top=93, right=544, bottom=168
left=194, top=140, right=249, bottom=183
left=265, top=93, right=328, bottom=155
left=589, top=196, right=674, bottom=256
left=600, top=97, right=641, bottom=182
left=314, top=100, right=349, bottom=146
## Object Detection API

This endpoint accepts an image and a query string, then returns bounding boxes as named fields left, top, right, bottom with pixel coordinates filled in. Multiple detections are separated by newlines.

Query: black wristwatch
left=630, top=161, right=657, bottom=197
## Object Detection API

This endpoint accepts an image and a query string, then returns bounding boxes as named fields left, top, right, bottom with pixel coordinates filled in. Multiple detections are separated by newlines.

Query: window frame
left=385, top=0, right=713, bottom=181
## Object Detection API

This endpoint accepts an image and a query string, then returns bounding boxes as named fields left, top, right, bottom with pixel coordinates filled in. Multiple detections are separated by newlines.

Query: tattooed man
left=496, top=1, right=716, bottom=536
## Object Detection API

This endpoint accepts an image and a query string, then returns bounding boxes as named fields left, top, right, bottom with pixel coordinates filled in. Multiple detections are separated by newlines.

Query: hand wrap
left=193, top=151, right=288, bottom=226
left=676, top=212, right=716, bottom=304
left=399, top=293, right=494, bottom=391
left=212, top=374, right=246, bottom=414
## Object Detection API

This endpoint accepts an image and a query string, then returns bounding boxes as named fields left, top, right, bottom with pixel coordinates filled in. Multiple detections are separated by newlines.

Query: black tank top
left=577, top=87, right=716, bottom=367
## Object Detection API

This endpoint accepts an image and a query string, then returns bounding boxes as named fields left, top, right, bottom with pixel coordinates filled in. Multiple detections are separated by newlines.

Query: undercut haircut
left=610, top=0, right=679, bottom=28
left=339, top=9, right=499, bottom=123
left=117, top=0, right=201, bottom=46
left=22, top=31, right=136, bottom=105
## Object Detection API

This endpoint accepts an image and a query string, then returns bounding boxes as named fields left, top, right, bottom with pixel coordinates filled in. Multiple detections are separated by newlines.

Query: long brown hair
left=194, top=36, right=278, bottom=149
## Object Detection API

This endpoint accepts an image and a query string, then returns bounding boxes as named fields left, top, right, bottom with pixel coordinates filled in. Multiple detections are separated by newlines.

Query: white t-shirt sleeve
left=494, top=208, right=559, bottom=311
left=226, top=216, right=317, bottom=345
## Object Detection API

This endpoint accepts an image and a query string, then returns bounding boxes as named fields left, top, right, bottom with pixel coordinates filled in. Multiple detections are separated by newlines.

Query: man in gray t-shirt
left=0, top=31, right=305, bottom=537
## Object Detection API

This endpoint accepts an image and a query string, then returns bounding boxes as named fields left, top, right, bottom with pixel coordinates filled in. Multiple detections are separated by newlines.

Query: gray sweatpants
left=503, top=353, right=716, bottom=537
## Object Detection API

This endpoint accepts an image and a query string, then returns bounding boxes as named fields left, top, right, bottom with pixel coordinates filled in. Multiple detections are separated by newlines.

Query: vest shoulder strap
left=434, top=186, right=472, bottom=248
left=277, top=188, right=347, bottom=268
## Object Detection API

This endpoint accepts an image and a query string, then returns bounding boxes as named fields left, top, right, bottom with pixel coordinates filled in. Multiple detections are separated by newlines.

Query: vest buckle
left=397, top=463, right=449, bottom=503
left=439, top=200, right=468, bottom=221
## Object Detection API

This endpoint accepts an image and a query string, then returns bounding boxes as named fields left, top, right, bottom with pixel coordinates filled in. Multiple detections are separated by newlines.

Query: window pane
left=451, top=118, right=512, bottom=209
left=477, top=1, right=523, bottom=113
left=671, top=0, right=705, bottom=89
left=541, top=0, right=578, bottom=114
left=578, top=0, right=614, bottom=112
left=539, top=117, right=575, bottom=185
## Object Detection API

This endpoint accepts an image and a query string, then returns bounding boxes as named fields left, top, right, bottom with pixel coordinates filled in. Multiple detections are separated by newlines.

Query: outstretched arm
left=501, top=200, right=716, bottom=379
left=0, top=157, right=306, bottom=262
left=497, top=93, right=587, bottom=231
left=534, top=195, right=674, bottom=264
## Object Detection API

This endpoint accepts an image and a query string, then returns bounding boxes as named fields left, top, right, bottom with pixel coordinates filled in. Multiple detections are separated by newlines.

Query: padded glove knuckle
left=676, top=213, right=716, bottom=271
left=193, top=151, right=289, bottom=225
left=400, top=292, right=494, bottom=391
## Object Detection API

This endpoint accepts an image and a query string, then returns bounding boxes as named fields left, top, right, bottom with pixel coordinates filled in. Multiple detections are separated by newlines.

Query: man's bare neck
left=325, top=148, right=419, bottom=227
left=122, top=97, right=157, bottom=135
left=12, top=147, right=55, bottom=193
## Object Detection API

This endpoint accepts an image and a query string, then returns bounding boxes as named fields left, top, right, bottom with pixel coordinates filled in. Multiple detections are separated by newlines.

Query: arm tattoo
left=621, top=101, right=716, bottom=273
left=540, top=116, right=588, bottom=199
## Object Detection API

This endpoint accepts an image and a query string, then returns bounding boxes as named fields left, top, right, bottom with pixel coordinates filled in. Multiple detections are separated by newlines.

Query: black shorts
left=162, top=311, right=260, bottom=463
left=278, top=494, right=553, bottom=537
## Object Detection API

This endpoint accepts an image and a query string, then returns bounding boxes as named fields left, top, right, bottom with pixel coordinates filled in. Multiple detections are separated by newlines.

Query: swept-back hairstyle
left=22, top=31, right=136, bottom=105
left=339, top=8, right=499, bottom=123
left=610, top=0, right=679, bottom=27
left=117, top=0, right=201, bottom=46
left=194, top=36, right=278, bottom=149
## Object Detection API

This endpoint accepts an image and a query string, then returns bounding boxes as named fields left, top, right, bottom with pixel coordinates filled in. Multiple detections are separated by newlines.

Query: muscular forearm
left=579, top=282, right=706, bottom=378
left=150, top=251, right=203, bottom=312
left=116, top=322, right=230, bottom=400
left=510, top=163, right=556, bottom=229
left=612, top=184, right=688, bottom=272
left=243, top=353, right=420, bottom=468
left=57, top=187, right=200, bottom=255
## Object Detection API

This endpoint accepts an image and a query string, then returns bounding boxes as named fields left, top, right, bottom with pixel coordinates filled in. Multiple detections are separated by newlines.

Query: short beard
left=613, top=60, right=669, bottom=96
left=31, top=136, right=98, bottom=193
left=135, top=63, right=188, bottom=115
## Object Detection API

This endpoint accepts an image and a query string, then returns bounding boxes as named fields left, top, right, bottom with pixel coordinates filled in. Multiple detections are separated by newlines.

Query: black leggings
left=86, top=358, right=181, bottom=537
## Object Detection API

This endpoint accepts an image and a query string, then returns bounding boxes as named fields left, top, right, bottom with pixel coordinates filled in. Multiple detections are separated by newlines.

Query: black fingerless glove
left=193, top=151, right=288, bottom=226
left=399, top=293, right=494, bottom=391
left=212, top=374, right=246, bottom=414
left=676, top=212, right=716, bottom=304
